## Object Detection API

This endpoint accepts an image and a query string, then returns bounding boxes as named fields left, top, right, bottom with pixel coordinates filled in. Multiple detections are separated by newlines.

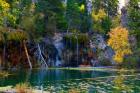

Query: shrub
left=0, top=71, right=9, bottom=78
left=122, top=56, right=139, bottom=69
left=15, top=82, right=33, bottom=93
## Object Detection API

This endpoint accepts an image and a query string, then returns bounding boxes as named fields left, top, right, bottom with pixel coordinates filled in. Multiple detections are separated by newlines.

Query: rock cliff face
left=48, top=33, right=115, bottom=67
left=90, top=34, right=114, bottom=65
left=53, top=33, right=64, bottom=67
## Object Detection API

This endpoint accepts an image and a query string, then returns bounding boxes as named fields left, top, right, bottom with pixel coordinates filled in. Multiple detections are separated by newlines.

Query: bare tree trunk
left=23, top=40, right=32, bottom=69
left=37, top=44, right=48, bottom=68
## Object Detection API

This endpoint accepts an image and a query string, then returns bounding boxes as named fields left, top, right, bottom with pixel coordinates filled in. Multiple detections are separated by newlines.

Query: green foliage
left=0, top=0, right=33, bottom=42
left=0, top=0, right=23, bottom=27
left=111, top=15, right=121, bottom=28
left=67, top=0, right=80, bottom=30
left=0, top=71, right=9, bottom=77
left=7, top=31, right=27, bottom=41
left=64, top=33, right=89, bottom=49
left=101, top=17, right=112, bottom=34
left=99, top=59, right=113, bottom=66
left=0, top=0, right=139, bottom=69
left=127, top=0, right=140, bottom=47
left=66, top=0, right=89, bottom=32
left=123, top=55, right=139, bottom=68
left=36, top=0, right=67, bottom=33
left=0, top=27, right=8, bottom=44
left=91, top=0, right=119, bottom=35
left=92, top=9, right=112, bottom=34
left=7, top=0, right=21, bottom=27
left=92, top=0, right=119, bottom=17
left=0, top=0, right=10, bottom=26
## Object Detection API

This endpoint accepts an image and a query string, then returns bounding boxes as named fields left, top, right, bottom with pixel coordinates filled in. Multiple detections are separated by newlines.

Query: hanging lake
left=0, top=68, right=140, bottom=93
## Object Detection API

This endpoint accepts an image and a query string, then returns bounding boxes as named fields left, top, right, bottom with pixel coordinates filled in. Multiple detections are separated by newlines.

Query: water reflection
left=112, top=69, right=135, bottom=93
left=0, top=69, right=140, bottom=92
left=0, top=69, right=112, bottom=86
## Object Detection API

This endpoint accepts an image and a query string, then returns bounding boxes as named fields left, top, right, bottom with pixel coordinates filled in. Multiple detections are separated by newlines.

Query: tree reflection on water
left=113, top=69, right=135, bottom=93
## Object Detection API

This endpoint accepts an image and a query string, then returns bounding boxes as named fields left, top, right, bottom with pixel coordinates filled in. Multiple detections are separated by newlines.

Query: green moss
left=64, top=34, right=89, bottom=46
left=7, top=31, right=28, bottom=42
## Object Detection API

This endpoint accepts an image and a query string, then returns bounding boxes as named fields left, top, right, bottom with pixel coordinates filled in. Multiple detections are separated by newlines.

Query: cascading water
left=53, top=33, right=64, bottom=67
left=75, top=35, right=79, bottom=66
left=34, top=44, right=48, bottom=68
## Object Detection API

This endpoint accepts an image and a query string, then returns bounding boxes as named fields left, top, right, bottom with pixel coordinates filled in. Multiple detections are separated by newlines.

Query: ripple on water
left=1, top=69, right=140, bottom=93
left=46, top=75, right=140, bottom=92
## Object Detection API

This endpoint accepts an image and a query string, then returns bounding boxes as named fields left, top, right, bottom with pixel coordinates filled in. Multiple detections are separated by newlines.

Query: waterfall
left=53, top=33, right=64, bottom=67
left=34, top=43, right=48, bottom=68
left=37, top=44, right=48, bottom=68
left=76, top=36, right=79, bottom=66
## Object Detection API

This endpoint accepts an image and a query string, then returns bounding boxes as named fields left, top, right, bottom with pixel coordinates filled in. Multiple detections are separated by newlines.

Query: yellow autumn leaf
left=107, top=27, right=132, bottom=63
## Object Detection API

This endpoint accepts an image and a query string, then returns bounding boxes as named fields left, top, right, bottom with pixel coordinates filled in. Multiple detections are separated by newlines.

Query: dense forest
left=0, top=0, right=140, bottom=69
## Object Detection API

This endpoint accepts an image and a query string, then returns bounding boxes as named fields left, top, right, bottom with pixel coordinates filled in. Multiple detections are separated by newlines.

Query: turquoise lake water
left=0, top=68, right=140, bottom=93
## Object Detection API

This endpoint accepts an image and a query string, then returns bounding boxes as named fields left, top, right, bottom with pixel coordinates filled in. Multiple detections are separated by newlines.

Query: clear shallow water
left=0, top=68, right=140, bottom=93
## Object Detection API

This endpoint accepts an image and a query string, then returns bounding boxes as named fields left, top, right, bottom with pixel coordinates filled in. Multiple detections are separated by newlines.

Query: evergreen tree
left=127, top=0, right=140, bottom=47
left=92, top=0, right=119, bottom=17
left=91, top=0, right=119, bottom=35
left=66, top=0, right=89, bottom=32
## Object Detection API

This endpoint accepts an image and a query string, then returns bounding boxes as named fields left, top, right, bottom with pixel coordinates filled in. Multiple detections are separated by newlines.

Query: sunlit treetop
left=0, top=0, right=10, bottom=25
left=91, top=9, right=109, bottom=33
left=79, top=4, right=85, bottom=12
left=92, top=9, right=107, bottom=21
left=0, top=0, right=10, bottom=11
left=30, top=3, right=36, bottom=12
left=0, top=0, right=9, bottom=16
